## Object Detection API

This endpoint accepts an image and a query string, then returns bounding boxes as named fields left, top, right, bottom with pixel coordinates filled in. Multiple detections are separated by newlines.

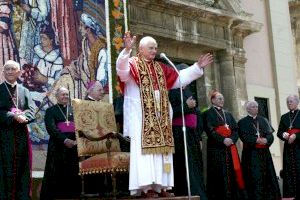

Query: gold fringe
left=142, top=146, right=175, bottom=155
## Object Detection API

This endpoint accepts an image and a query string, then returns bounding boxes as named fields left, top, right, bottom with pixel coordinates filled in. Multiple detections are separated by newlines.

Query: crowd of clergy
left=0, top=31, right=300, bottom=200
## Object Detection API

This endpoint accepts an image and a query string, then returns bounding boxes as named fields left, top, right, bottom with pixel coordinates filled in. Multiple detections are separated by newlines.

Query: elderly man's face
left=287, top=96, right=299, bottom=111
left=212, top=94, right=224, bottom=108
left=56, top=89, right=69, bottom=105
left=140, top=42, right=157, bottom=61
left=3, top=64, right=20, bottom=83
left=89, top=82, right=105, bottom=101
left=247, top=103, right=258, bottom=116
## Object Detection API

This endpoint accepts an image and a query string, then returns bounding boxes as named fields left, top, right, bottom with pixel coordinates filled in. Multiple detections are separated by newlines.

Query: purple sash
left=172, top=114, right=197, bottom=128
left=57, top=121, right=75, bottom=133
left=11, top=108, right=23, bottom=114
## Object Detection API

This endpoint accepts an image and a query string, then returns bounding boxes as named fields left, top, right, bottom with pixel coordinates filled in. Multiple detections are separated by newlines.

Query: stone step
left=56, top=196, right=200, bottom=200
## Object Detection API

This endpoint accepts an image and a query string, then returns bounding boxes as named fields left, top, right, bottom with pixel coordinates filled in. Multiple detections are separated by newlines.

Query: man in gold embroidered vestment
left=116, top=31, right=213, bottom=197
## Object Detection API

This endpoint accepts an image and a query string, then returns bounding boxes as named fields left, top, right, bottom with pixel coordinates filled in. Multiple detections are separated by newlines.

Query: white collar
left=248, top=114, right=257, bottom=119
left=87, top=95, right=96, bottom=101
left=213, top=106, right=222, bottom=110
left=5, top=80, right=17, bottom=87
left=291, top=109, right=298, bottom=113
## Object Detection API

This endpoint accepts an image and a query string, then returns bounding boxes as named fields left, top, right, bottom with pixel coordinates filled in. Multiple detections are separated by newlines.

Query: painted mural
left=0, top=0, right=126, bottom=170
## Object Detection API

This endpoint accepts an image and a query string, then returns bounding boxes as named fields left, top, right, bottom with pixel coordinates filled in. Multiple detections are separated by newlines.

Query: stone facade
left=127, top=0, right=263, bottom=182
left=128, top=0, right=262, bottom=119
left=290, top=0, right=300, bottom=91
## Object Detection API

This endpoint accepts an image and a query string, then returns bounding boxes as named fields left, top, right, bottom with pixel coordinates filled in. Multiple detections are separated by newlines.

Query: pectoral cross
left=289, top=125, right=293, bottom=130
left=256, top=131, right=260, bottom=137
left=225, top=123, right=229, bottom=130
left=66, top=120, right=70, bottom=126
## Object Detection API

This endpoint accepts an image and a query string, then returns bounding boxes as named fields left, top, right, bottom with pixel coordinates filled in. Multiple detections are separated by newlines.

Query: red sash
left=244, top=143, right=268, bottom=149
left=214, top=125, right=245, bottom=189
left=256, top=135, right=269, bottom=149
left=287, top=128, right=300, bottom=135
left=255, top=143, right=268, bottom=149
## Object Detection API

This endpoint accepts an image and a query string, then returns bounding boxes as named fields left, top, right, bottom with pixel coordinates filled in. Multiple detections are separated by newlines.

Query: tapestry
left=0, top=0, right=126, bottom=170
left=72, top=99, right=120, bottom=157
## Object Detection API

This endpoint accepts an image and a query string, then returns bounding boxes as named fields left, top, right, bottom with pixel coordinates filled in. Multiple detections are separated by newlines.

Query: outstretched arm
left=172, top=53, right=214, bottom=89
left=116, top=31, right=137, bottom=82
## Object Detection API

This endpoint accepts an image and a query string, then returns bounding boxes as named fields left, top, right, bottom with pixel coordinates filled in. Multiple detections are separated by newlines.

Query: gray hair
left=55, top=87, right=69, bottom=97
left=87, top=81, right=101, bottom=93
left=139, top=36, right=157, bottom=48
left=4, top=60, right=20, bottom=71
left=245, top=100, right=258, bottom=111
left=287, top=95, right=299, bottom=103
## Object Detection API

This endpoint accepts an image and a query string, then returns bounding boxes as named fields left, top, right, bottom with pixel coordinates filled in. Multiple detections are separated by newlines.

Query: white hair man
left=116, top=31, right=213, bottom=197
left=277, top=95, right=300, bottom=199
left=238, top=100, right=280, bottom=199
left=0, top=60, right=35, bottom=199
left=85, top=81, right=105, bottom=101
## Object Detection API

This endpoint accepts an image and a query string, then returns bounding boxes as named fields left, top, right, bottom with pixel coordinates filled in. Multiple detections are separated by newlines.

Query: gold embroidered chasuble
left=133, top=56, right=174, bottom=154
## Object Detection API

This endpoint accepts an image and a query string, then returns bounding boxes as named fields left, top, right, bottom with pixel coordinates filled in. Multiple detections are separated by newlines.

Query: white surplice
left=116, top=49, right=204, bottom=195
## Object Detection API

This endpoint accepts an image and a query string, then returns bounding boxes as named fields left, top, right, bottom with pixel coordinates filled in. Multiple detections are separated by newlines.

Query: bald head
left=139, top=36, right=157, bottom=49
left=138, top=36, right=158, bottom=61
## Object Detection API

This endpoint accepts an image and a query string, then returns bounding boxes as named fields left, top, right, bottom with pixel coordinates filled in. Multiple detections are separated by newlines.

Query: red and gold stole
left=133, top=55, right=174, bottom=155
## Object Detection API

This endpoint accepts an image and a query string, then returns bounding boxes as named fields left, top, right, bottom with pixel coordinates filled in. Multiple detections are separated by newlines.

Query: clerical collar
left=213, top=106, right=222, bottom=110
left=5, top=80, right=17, bottom=87
left=87, top=95, right=96, bottom=101
left=290, top=109, right=298, bottom=113
left=248, top=114, right=257, bottom=119
left=58, top=103, right=68, bottom=108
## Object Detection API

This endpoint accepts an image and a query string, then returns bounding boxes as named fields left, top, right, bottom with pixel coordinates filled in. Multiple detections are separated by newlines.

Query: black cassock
left=277, top=109, right=300, bottom=198
left=238, top=115, right=281, bottom=200
left=203, top=107, right=245, bottom=200
left=40, top=104, right=81, bottom=200
left=169, top=88, right=207, bottom=199
left=0, top=82, right=35, bottom=200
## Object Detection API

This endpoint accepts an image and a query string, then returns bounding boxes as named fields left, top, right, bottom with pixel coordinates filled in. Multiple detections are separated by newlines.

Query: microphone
left=160, top=53, right=179, bottom=75
left=160, top=52, right=192, bottom=198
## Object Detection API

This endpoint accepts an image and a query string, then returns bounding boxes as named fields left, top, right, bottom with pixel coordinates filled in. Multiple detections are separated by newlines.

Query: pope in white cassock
left=116, top=31, right=213, bottom=198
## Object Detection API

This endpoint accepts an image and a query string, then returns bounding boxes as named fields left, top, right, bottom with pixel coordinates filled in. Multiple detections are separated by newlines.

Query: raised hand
left=197, top=53, right=214, bottom=68
left=123, top=31, right=136, bottom=51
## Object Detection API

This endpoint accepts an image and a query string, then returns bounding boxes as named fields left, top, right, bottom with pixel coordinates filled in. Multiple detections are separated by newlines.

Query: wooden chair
left=72, top=99, right=130, bottom=200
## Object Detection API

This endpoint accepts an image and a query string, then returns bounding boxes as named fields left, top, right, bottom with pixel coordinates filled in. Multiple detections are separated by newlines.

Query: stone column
left=290, top=1, right=300, bottom=91
left=217, top=50, right=237, bottom=117
left=292, top=16, right=300, bottom=90
left=217, top=49, right=248, bottom=120
left=233, top=51, right=248, bottom=118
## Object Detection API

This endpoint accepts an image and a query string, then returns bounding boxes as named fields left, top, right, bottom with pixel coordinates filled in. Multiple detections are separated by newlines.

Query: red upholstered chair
left=72, top=99, right=130, bottom=199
